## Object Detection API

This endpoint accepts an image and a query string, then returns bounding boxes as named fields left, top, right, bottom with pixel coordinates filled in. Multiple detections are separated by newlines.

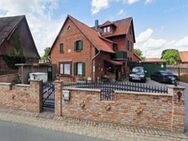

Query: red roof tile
left=68, top=16, right=114, bottom=53
left=179, top=51, right=188, bottom=63
left=99, top=17, right=135, bottom=42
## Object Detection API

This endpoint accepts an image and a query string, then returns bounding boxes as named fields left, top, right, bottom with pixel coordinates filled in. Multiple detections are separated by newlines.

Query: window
left=129, top=41, right=132, bottom=51
left=59, top=62, right=71, bottom=75
left=103, top=26, right=110, bottom=33
left=127, top=40, right=133, bottom=51
left=74, top=40, right=83, bottom=51
left=74, top=62, right=85, bottom=76
left=67, top=25, right=71, bottom=30
left=127, top=40, right=129, bottom=50
left=60, top=43, right=64, bottom=53
left=77, top=63, right=82, bottom=75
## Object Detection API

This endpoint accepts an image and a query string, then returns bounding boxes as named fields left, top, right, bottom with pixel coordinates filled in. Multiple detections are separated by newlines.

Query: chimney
left=95, top=20, right=99, bottom=30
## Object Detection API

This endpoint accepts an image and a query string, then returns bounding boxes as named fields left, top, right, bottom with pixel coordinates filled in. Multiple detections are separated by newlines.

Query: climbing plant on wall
left=2, top=32, right=25, bottom=69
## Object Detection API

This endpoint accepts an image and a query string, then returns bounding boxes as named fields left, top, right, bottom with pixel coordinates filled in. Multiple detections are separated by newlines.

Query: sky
left=0, top=0, right=188, bottom=58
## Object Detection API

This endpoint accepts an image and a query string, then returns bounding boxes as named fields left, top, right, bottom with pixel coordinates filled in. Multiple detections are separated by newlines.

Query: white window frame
left=77, top=63, right=83, bottom=75
left=59, top=62, right=71, bottom=75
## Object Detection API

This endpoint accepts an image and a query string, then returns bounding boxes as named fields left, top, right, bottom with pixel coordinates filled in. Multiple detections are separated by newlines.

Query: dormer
left=100, top=21, right=116, bottom=35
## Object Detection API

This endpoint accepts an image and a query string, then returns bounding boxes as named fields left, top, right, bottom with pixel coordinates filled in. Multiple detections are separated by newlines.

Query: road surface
left=0, top=120, right=108, bottom=141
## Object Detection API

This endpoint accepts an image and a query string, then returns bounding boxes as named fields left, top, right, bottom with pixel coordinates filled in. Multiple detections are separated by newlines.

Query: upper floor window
left=103, top=26, right=111, bottom=33
left=60, top=43, right=64, bottom=53
left=67, top=25, right=71, bottom=31
left=129, top=41, right=132, bottom=51
left=127, top=40, right=133, bottom=51
left=74, top=40, right=83, bottom=51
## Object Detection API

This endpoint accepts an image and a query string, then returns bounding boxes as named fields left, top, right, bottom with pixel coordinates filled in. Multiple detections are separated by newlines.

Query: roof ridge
left=68, top=15, right=114, bottom=53
left=0, top=15, right=25, bottom=46
left=0, top=15, right=25, bottom=19
left=112, top=17, right=132, bottom=23
left=101, top=17, right=132, bottom=25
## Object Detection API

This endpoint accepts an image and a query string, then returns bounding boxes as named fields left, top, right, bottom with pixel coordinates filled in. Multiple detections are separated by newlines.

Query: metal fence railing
left=63, top=81, right=168, bottom=94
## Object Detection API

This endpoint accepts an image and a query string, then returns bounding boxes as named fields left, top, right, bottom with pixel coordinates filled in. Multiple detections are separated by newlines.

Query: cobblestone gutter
left=0, top=108, right=187, bottom=141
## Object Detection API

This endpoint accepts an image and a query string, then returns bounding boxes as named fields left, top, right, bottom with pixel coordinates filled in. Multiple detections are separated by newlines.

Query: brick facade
left=50, top=16, right=140, bottom=82
left=55, top=82, right=185, bottom=132
left=0, top=80, right=42, bottom=113
left=51, top=18, right=95, bottom=81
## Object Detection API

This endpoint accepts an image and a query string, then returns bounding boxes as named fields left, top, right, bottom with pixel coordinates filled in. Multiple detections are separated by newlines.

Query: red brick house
left=0, top=15, right=39, bottom=70
left=50, top=15, right=139, bottom=81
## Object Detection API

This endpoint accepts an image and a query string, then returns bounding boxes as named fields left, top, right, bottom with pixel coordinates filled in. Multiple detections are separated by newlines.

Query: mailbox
left=63, top=90, right=70, bottom=101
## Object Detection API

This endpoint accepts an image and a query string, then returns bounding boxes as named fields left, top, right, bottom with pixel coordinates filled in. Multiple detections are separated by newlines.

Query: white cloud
left=145, top=0, right=152, bottom=4
left=91, top=0, right=109, bottom=15
left=0, top=0, right=65, bottom=56
left=127, top=0, right=140, bottom=4
left=91, top=0, right=152, bottom=14
left=175, top=36, right=188, bottom=47
left=142, top=38, right=166, bottom=48
left=135, top=28, right=188, bottom=58
left=117, top=9, right=125, bottom=15
left=136, top=28, right=153, bottom=42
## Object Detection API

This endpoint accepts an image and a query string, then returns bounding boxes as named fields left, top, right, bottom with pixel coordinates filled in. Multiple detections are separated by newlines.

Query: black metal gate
left=42, top=82, right=55, bottom=111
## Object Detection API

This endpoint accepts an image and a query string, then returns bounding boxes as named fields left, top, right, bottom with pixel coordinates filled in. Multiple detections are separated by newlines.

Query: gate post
left=168, top=85, right=185, bottom=132
left=55, top=80, right=63, bottom=116
left=30, top=80, right=42, bottom=113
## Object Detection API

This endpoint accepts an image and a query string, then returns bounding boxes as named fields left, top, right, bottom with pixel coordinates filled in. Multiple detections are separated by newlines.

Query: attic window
left=67, top=25, right=71, bottom=30
left=103, top=26, right=110, bottom=33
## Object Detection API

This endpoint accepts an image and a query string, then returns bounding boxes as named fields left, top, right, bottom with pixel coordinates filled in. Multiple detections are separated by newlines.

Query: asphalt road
left=0, top=120, right=108, bottom=141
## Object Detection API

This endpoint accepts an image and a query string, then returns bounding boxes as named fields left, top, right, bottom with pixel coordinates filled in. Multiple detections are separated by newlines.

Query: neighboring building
left=143, top=58, right=165, bottom=63
left=179, top=51, right=188, bottom=64
left=0, top=15, right=39, bottom=69
left=142, top=58, right=166, bottom=77
left=50, top=15, right=140, bottom=81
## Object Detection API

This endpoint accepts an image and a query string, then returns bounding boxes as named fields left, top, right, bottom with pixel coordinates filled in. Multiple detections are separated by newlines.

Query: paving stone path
left=0, top=108, right=187, bottom=141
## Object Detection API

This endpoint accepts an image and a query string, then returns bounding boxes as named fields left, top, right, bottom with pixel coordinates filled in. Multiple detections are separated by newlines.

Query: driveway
left=0, top=120, right=107, bottom=141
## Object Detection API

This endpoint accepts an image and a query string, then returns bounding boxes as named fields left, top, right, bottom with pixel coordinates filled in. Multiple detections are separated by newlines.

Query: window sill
left=75, top=50, right=83, bottom=52
left=60, top=74, right=72, bottom=77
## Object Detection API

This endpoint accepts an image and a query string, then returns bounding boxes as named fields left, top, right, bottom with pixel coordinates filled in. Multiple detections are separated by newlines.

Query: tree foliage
left=2, top=32, right=25, bottom=69
left=161, top=49, right=180, bottom=64
left=134, top=48, right=144, bottom=60
left=40, top=47, right=51, bottom=63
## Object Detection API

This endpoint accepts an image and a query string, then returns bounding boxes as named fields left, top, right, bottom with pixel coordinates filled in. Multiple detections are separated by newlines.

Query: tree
left=134, top=48, right=144, bottom=60
left=161, top=49, right=180, bottom=65
left=2, top=32, right=25, bottom=69
left=40, top=47, right=51, bottom=63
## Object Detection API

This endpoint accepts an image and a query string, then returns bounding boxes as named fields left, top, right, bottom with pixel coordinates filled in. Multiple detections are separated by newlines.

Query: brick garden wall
left=0, top=80, right=42, bottom=113
left=0, top=73, right=18, bottom=83
left=55, top=81, right=185, bottom=132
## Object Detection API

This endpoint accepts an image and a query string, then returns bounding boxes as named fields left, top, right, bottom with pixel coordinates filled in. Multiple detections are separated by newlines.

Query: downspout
left=91, top=47, right=101, bottom=82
